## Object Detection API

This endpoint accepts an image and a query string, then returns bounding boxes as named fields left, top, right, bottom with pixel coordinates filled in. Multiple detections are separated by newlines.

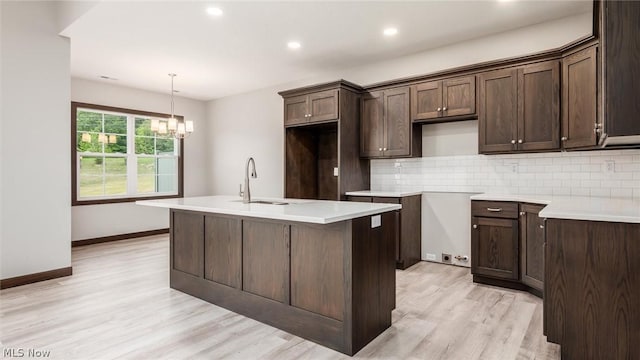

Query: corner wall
left=1, top=1, right=72, bottom=279
left=70, top=78, right=209, bottom=241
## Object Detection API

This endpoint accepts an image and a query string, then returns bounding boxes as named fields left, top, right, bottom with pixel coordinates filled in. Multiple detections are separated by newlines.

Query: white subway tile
left=611, top=188, right=633, bottom=198
left=590, top=188, right=611, bottom=197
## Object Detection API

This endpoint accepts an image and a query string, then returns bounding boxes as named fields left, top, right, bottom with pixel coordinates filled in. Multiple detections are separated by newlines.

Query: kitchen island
left=137, top=195, right=401, bottom=355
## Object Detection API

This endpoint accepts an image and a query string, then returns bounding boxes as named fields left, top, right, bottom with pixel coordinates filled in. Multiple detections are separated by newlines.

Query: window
left=72, top=102, right=183, bottom=205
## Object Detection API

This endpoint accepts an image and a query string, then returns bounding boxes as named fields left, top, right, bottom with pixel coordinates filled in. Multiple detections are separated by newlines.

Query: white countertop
left=345, top=190, right=423, bottom=197
left=136, top=195, right=401, bottom=224
left=470, top=193, right=640, bottom=223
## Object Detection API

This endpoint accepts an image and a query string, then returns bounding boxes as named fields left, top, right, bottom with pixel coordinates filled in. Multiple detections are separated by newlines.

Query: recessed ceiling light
left=287, top=41, right=301, bottom=50
left=206, top=7, right=223, bottom=16
left=383, top=27, right=398, bottom=37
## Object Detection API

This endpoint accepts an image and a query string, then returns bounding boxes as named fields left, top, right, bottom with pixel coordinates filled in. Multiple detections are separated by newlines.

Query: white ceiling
left=62, top=1, right=592, bottom=101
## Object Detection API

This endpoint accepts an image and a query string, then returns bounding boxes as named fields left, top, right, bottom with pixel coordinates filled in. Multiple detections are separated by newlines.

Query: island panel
left=204, top=215, right=242, bottom=288
left=172, top=211, right=203, bottom=277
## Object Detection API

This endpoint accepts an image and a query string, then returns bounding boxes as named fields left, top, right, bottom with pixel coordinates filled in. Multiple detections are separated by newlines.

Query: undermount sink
left=233, top=199, right=289, bottom=205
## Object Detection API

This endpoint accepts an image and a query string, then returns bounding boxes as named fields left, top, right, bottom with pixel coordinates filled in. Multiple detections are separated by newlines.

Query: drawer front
left=471, top=201, right=518, bottom=219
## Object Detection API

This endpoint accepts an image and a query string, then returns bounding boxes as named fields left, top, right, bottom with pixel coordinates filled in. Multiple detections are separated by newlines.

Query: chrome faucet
left=240, top=157, right=257, bottom=203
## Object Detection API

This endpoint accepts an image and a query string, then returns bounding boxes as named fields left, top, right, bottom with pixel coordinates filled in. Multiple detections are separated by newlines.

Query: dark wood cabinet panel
left=562, top=45, right=598, bottom=149
left=242, top=220, right=289, bottom=303
left=290, top=223, right=345, bottom=321
left=411, top=81, right=442, bottom=120
left=383, top=87, right=411, bottom=157
left=284, top=95, right=309, bottom=126
left=309, top=89, right=339, bottom=123
left=517, top=61, right=560, bottom=151
left=361, top=91, right=384, bottom=158
left=478, top=69, right=518, bottom=153
left=602, top=0, right=640, bottom=138
left=471, top=216, right=519, bottom=280
left=204, top=215, right=241, bottom=288
left=471, top=200, right=518, bottom=219
left=519, top=204, right=544, bottom=292
left=442, top=76, right=476, bottom=118
left=544, top=219, right=640, bottom=359
left=172, top=211, right=203, bottom=277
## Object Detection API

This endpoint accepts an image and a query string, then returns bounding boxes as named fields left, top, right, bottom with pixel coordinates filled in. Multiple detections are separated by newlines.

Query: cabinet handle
left=511, top=139, right=516, bottom=144
left=487, top=208, right=502, bottom=212
left=561, top=136, right=568, bottom=141
left=473, top=224, right=478, bottom=229
left=520, top=211, right=525, bottom=216
left=437, top=107, right=442, bottom=112
left=443, top=107, right=447, bottom=111
left=518, top=139, right=523, bottom=144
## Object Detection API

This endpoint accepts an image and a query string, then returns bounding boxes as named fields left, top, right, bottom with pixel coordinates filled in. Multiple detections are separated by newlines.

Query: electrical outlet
left=394, top=162, right=402, bottom=168
left=442, top=253, right=452, bottom=264
left=511, top=163, right=519, bottom=173
left=426, top=253, right=436, bottom=261
left=605, top=160, right=615, bottom=173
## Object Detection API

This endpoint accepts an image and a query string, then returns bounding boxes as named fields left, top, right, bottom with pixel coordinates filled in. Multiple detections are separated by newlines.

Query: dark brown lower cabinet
left=544, top=219, right=640, bottom=359
left=346, top=194, right=421, bottom=269
left=170, top=209, right=397, bottom=356
left=471, top=201, right=544, bottom=297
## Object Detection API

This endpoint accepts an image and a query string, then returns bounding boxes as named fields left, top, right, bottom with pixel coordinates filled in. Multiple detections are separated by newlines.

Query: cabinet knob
left=520, top=211, right=525, bottom=216
left=539, top=224, right=545, bottom=229
left=383, top=147, right=387, bottom=151
left=511, top=140, right=516, bottom=144
left=379, top=148, right=383, bottom=151
left=437, top=107, right=442, bottom=112
left=518, top=139, right=523, bottom=144
left=443, top=107, right=447, bottom=111
left=473, top=224, right=478, bottom=229
left=561, top=136, right=568, bottom=141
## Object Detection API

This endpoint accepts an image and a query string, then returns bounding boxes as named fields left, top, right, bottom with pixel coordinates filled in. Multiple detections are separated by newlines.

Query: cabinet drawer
left=471, top=201, right=518, bottom=219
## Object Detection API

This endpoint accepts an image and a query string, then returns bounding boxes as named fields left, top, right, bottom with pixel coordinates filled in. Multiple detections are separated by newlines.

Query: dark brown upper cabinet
left=411, top=76, right=476, bottom=122
left=517, top=61, right=560, bottom=151
left=478, top=69, right=518, bottom=153
left=279, top=80, right=369, bottom=200
left=284, top=89, right=339, bottom=127
left=361, top=87, right=420, bottom=158
left=599, top=0, right=640, bottom=142
left=479, top=61, right=560, bottom=154
left=562, top=45, right=598, bottom=149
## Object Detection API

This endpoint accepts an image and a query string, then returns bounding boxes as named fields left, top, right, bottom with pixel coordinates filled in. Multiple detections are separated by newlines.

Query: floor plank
left=0, top=235, right=560, bottom=359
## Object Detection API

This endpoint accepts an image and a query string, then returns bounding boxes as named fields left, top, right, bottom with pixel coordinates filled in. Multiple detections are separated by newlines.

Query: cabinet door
left=478, top=69, right=518, bottom=153
left=519, top=204, right=545, bottom=291
left=562, top=46, right=598, bottom=149
left=442, top=76, right=476, bottom=118
left=411, top=81, right=442, bottom=121
left=471, top=216, right=519, bottom=280
left=284, top=94, right=309, bottom=126
left=361, top=91, right=384, bottom=158
left=602, top=1, right=640, bottom=137
left=172, top=211, right=204, bottom=277
left=383, top=87, right=411, bottom=157
left=517, top=61, right=560, bottom=151
left=309, top=89, right=339, bottom=123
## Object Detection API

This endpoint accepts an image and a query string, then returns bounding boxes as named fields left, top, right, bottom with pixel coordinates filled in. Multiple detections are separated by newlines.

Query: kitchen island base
left=169, top=209, right=397, bottom=356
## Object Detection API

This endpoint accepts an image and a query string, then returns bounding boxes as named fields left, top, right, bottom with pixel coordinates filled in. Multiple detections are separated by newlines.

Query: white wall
left=206, top=86, right=286, bottom=197
left=206, top=12, right=593, bottom=198
left=1, top=2, right=72, bottom=279
left=70, top=78, right=209, bottom=241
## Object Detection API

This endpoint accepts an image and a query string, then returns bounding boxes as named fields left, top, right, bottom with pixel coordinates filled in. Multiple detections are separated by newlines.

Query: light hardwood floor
left=0, top=235, right=560, bottom=359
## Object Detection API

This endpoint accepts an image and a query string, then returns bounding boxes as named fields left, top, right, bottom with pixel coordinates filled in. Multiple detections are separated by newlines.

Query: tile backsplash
left=371, top=149, right=640, bottom=199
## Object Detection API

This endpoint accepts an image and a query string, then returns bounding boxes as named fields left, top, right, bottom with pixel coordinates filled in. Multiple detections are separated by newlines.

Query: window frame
left=71, top=102, right=184, bottom=206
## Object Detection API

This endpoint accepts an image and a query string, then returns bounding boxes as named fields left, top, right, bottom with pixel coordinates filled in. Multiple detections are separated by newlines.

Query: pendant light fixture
left=151, top=73, right=194, bottom=139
